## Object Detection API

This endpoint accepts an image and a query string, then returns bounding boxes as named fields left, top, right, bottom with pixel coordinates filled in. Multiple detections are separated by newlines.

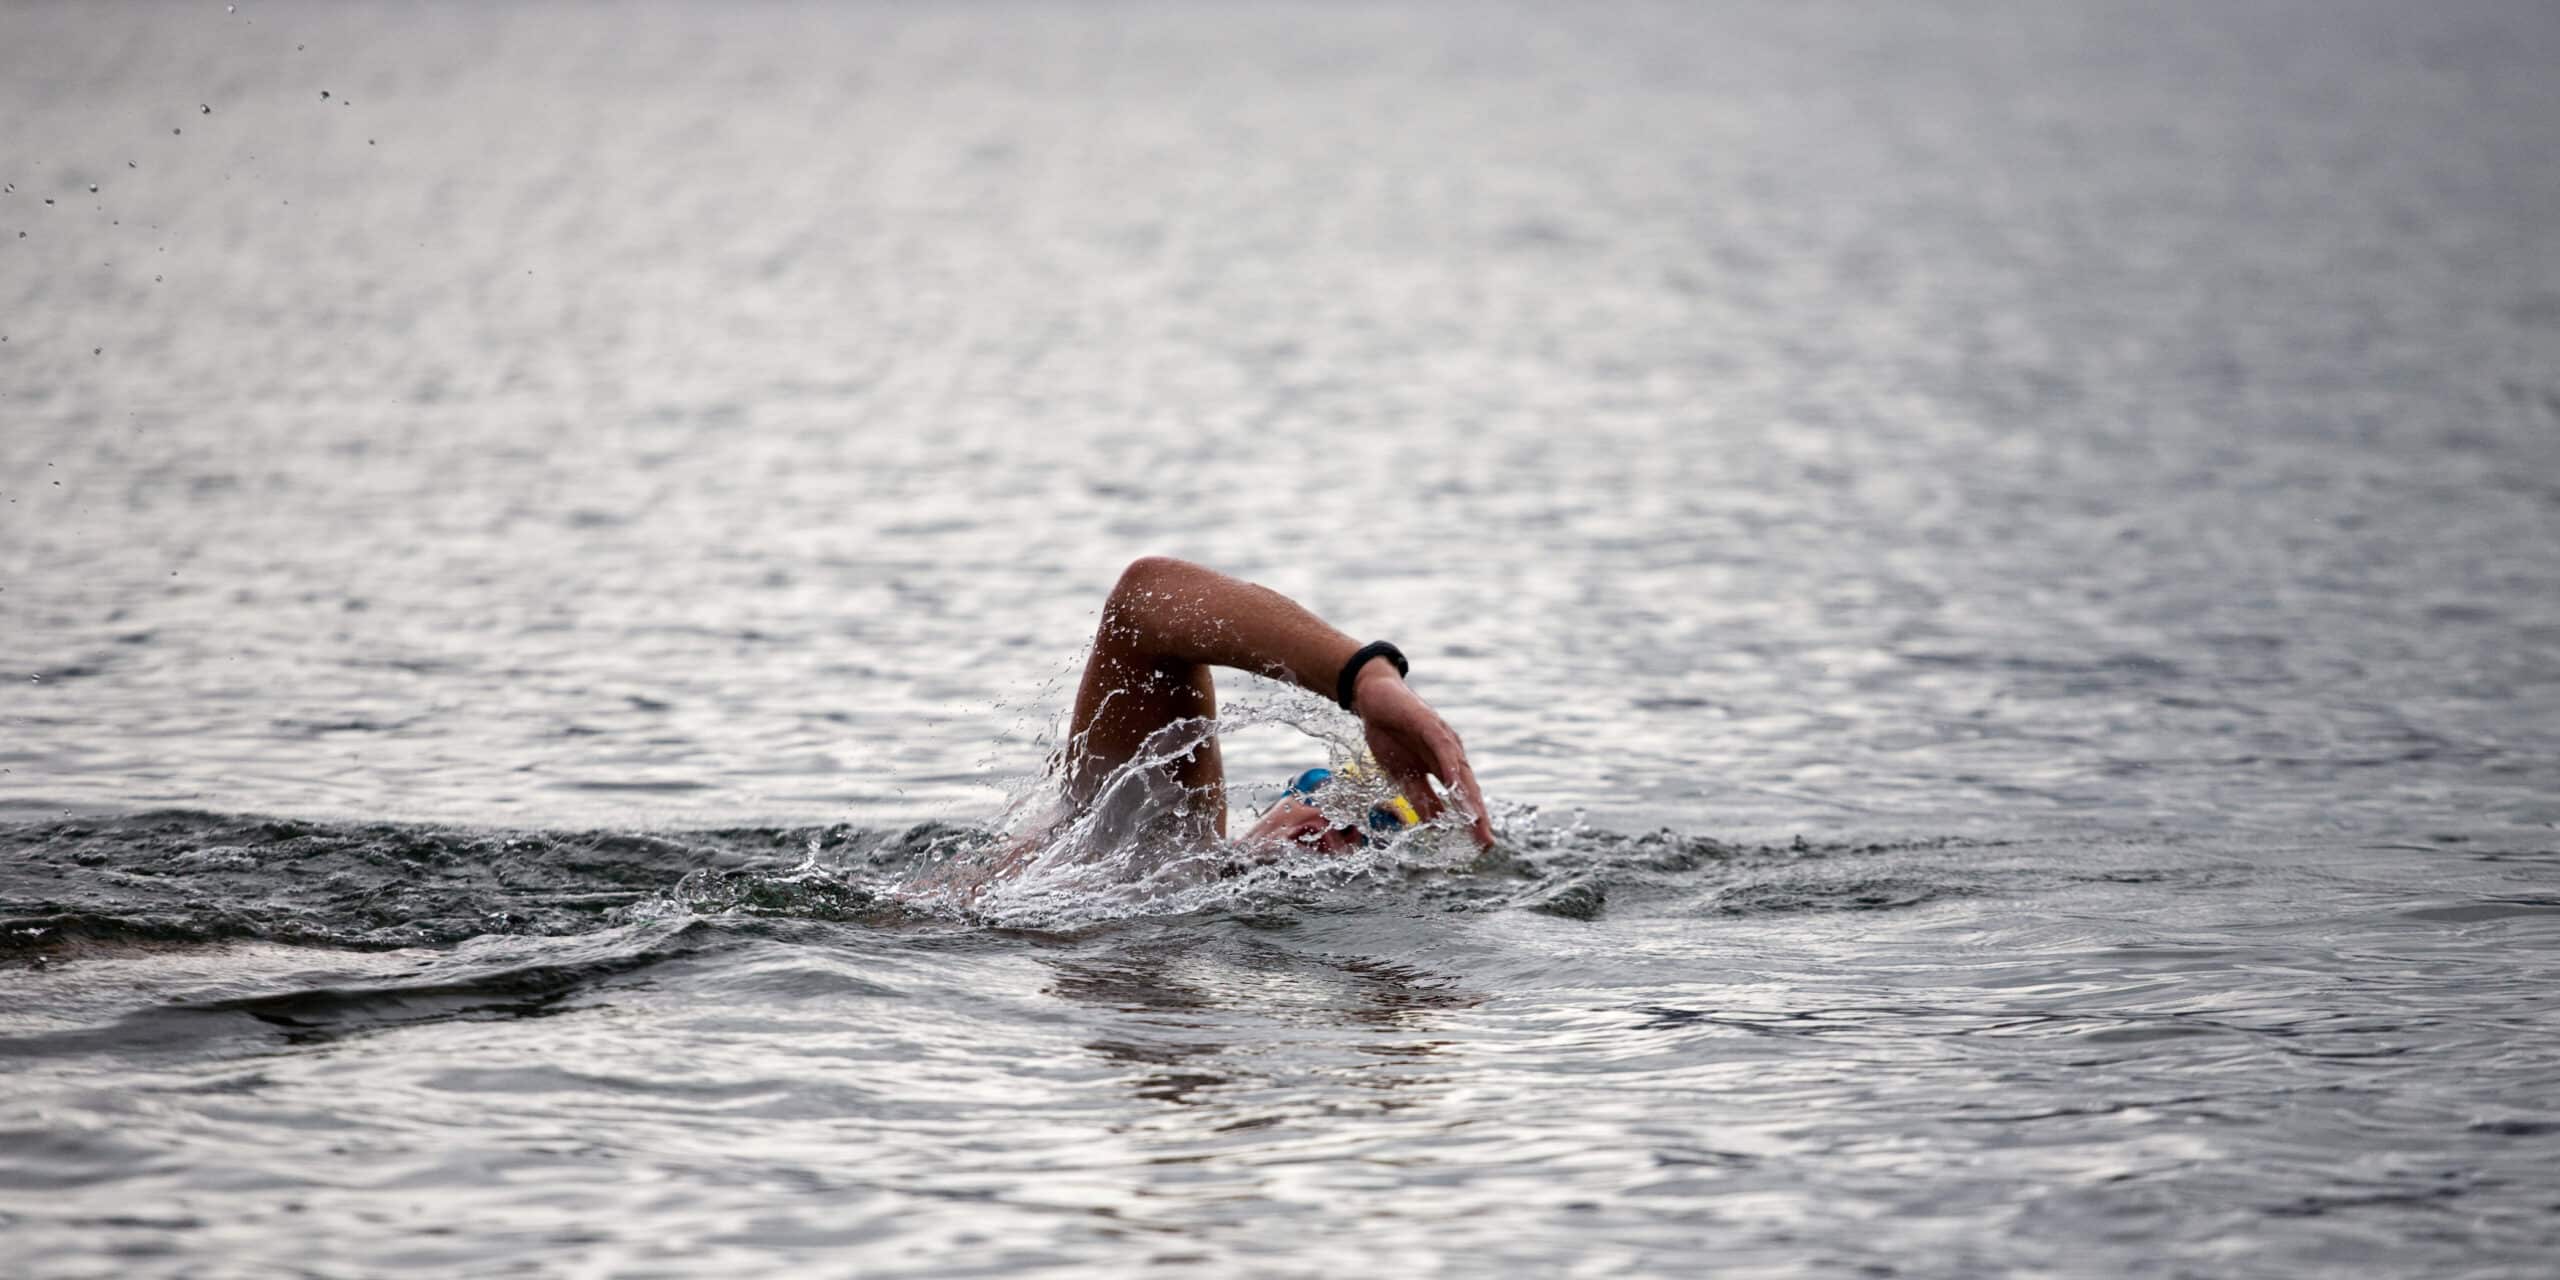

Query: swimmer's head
left=1282, top=767, right=1419, bottom=838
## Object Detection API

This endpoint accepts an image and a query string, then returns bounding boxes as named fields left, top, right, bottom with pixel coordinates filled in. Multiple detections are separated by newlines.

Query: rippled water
left=5, top=1, right=2559, bottom=1274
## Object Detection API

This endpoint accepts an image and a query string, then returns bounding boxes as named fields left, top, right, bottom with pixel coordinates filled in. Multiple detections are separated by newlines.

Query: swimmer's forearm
left=1100, top=556, right=1376, bottom=698
left=1081, top=555, right=1493, bottom=847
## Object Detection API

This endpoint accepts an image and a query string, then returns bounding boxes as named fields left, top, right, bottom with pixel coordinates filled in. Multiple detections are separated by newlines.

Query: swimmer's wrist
left=1346, top=648, right=1407, bottom=712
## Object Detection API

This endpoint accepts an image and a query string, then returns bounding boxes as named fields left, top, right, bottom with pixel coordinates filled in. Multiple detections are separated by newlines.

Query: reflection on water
left=1046, top=929, right=1478, bottom=1114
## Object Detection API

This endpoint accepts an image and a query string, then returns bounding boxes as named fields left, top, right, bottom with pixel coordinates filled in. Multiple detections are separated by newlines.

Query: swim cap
left=1281, top=764, right=1418, bottom=832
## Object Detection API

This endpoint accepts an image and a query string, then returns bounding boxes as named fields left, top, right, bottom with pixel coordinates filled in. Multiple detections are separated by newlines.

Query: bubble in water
left=199, top=104, right=211, bottom=115
left=87, top=184, right=97, bottom=193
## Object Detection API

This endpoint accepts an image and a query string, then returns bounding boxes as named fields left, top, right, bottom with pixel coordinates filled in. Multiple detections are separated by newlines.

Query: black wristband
left=1335, top=641, right=1410, bottom=711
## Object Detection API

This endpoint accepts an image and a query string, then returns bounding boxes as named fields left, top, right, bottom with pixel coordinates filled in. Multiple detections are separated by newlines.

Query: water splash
left=894, top=688, right=1486, bottom=929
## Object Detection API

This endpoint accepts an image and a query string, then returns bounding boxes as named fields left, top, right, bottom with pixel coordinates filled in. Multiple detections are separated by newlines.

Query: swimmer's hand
left=1352, top=662, right=1495, bottom=850
left=1243, top=797, right=1365, bottom=855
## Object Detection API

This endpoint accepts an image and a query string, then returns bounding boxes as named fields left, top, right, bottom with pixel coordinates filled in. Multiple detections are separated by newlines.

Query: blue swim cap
left=1277, top=766, right=1418, bottom=836
left=1283, top=767, right=1334, bottom=798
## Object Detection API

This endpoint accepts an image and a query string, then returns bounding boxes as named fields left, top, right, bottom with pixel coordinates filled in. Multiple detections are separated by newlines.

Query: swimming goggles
left=1281, top=766, right=1420, bottom=837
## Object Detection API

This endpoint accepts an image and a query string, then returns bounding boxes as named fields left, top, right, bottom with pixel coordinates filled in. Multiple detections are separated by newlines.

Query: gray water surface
left=4, top=2, right=2559, bottom=1275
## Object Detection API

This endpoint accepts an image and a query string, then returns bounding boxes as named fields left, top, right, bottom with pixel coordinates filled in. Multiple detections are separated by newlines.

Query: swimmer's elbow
left=1112, top=555, right=1200, bottom=598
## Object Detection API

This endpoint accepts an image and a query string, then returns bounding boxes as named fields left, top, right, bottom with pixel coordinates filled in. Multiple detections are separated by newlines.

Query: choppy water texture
left=4, top=1, right=2559, bottom=1275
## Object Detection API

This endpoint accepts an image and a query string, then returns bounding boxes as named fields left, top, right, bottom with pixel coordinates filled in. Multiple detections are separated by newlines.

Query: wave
left=1, top=806, right=2008, bottom=958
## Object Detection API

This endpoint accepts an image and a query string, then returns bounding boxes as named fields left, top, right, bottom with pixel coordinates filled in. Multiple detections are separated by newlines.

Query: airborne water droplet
left=320, top=90, right=330, bottom=100
left=87, top=184, right=97, bottom=193
left=200, top=104, right=211, bottom=115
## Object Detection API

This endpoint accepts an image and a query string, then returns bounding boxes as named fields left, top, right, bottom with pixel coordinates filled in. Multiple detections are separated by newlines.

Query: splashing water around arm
left=1062, top=556, right=1494, bottom=851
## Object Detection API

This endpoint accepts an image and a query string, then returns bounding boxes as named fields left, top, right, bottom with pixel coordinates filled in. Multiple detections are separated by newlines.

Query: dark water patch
left=2466, top=849, right=2560, bottom=865
left=271, top=715, right=419, bottom=735
left=1707, top=874, right=1971, bottom=916
left=20, top=657, right=115, bottom=684
left=0, top=922, right=740, bottom=1059
left=2260, top=1175, right=2475, bottom=1219
left=2468, top=1118, right=2560, bottom=1138
left=3, top=810, right=2043, bottom=953
left=0, top=811, right=946, bottom=955
left=178, top=929, right=718, bottom=1044
left=1526, top=879, right=1607, bottom=920
left=2395, top=897, right=2560, bottom=924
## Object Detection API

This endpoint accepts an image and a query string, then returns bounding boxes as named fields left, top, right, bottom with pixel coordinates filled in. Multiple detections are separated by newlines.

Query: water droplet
left=93, top=347, right=102, bottom=355
left=296, top=43, right=304, bottom=51
left=226, top=3, right=234, bottom=11
left=43, top=198, right=52, bottom=205
left=172, top=128, right=181, bottom=135
left=87, top=184, right=97, bottom=193
left=368, top=139, right=376, bottom=146
left=200, top=104, right=211, bottom=115
left=154, top=275, right=163, bottom=283
left=320, top=90, right=330, bottom=100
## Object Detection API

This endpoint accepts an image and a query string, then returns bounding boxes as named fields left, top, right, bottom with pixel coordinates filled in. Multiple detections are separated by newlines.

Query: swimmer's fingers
left=1355, top=678, right=1491, bottom=847
left=1375, top=726, right=1492, bottom=849
left=1412, top=732, right=1492, bottom=850
left=1369, top=733, right=1444, bottom=826
left=1441, top=751, right=1495, bottom=850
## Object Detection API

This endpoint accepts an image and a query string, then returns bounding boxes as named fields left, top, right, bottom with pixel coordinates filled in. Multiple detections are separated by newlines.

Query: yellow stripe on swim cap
left=1334, top=758, right=1420, bottom=829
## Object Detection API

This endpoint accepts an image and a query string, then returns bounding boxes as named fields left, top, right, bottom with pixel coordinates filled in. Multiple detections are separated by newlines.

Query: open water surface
left=4, top=2, right=2559, bottom=1274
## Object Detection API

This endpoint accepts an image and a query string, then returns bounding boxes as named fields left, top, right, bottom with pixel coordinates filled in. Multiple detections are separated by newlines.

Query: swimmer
left=1060, top=555, right=1495, bottom=854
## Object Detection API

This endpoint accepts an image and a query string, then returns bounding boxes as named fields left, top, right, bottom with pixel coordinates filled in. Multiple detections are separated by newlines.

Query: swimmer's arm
left=1078, top=556, right=1494, bottom=847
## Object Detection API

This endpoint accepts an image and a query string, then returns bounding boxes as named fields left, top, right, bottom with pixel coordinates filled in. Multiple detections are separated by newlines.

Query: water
left=4, top=1, right=2559, bottom=1273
